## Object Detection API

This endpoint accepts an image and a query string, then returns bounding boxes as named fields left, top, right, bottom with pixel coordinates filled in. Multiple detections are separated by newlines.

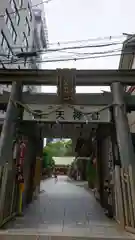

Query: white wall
left=127, top=55, right=135, bottom=133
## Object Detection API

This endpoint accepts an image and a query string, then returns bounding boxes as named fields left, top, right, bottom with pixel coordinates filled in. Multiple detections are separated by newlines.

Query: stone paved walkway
left=1, top=176, right=134, bottom=239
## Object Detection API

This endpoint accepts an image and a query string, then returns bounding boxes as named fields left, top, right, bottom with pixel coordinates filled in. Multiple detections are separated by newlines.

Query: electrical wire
left=1, top=47, right=135, bottom=66
left=12, top=41, right=123, bottom=53
left=17, top=47, right=122, bottom=60
left=0, top=46, right=123, bottom=63
left=0, top=51, right=125, bottom=65
left=11, top=35, right=125, bottom=50
left=39, top=42, right=123, bottom=54
left=0, top=45, right=123, bottom=64
left=0, top=0, right=54, bottom=18
left=48, top=35, right=126, bottom=46
left=31, top=0, right=55, bottom=8
left=0, top=0, right=128, bottom=60
left=24, top=50, right=134, bottom=63
left=47, top=48, right=122, bottom=57
left=10, top=39, right=124, bottom=54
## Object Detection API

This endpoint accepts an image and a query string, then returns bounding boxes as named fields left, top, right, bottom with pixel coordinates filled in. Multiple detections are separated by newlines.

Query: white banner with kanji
left=23, top=104, right=111, bottom=123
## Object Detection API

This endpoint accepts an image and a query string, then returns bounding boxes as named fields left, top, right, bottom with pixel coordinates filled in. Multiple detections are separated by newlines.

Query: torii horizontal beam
left=0, top=121, right=108, bottom=138
left=0, top=69, right=135, bottom=85
left=0, top=92, right=135, bottom=108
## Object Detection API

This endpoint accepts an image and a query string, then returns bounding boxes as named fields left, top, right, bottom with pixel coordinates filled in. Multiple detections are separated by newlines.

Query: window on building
left=0, top=61, right=6, bottom=69
left=22, top=32, right=28, bottom=50
left=15, top=11, right=20, bottom=25
left=24, top=58, right=27, bottom=67
left=0, top=33, right=3, bottom=46
left=28, top=3, right=32, bottom=21
left=12, top=30, right=17, bottom=43
left=10, top=0, right=20, bottom=25
left=1, top=31, right=13, bottom=58
left=4, top=10, right=8, bottom=23
left=10, top=0, right=16, bottom=13
left=4, top=9, right=17, bottom=43
left=25, top=17, right=30, bottom=36
left=18, top=0, right=23, bottom=8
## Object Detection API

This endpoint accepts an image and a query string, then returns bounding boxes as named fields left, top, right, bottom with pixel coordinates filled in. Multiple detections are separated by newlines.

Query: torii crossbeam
left=0, top=69, right=135, bottom=85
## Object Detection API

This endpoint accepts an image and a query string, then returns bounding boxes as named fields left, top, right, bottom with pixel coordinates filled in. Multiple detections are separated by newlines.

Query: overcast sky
left=41, top=0, right=135, bottom=92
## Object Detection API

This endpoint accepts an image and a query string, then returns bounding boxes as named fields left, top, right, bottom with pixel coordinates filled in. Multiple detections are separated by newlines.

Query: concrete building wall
left=127, top=55, right=135, bottom=132
left=0, top=0, right=35, bottom=92
left=0, top=0, right=35, bottom=69
left=27, top=0, right=48, bottom=92
left=119, top=37, right=135, bottom=133
left=0, top=0, right=35, bottom=117
left=0, top=0, right=48, bottom=117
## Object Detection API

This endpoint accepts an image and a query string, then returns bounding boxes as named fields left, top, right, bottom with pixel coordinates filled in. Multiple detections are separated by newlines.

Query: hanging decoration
left=16, top=140, right=26, bottom=184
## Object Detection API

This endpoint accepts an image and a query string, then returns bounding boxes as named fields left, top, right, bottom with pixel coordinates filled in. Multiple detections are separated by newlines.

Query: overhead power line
left=10, top=35, right=126, bottom=51
left=58, top=47, right=121, bottom=57
left=12, top=52, right=126, bottom=63
left=1, top=47, right=135, bottom=66
left=37, top=42, right=123, bottom=54
left=11, top=40, right=124, bottom=52
left=13, top=41, right=123, bottom=54
left=0, top=0, right=54, bottom=18
left=0, top=50, right=129, bottom=65
left=0, top=48, right=122, bottom=63
left=48, top=35, right=126, bottom=46
left=17, top=50, right=135, bottom=63
left=32, top=0, right=55, bottom=8
left=0, top=47, right=121, bottom=62
left=41, top=42, right=123, bottom=53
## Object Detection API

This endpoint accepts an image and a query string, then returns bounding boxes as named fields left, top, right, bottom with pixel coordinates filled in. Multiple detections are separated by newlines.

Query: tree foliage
left=64, top=139, right=72, bottom=156
left=42, top=140, right=73, bottom=171
left=43, top=140, right=73, bottom=158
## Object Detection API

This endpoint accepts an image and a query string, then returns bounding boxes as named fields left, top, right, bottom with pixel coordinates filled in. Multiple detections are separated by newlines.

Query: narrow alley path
left=1, top=176, right=134, bottom=239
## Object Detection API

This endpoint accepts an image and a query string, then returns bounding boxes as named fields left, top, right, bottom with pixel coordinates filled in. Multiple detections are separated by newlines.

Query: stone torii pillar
left=111, top=82, right=135, bottom=170
left=0, top=81, right=23, bottom=167
left=111, top=82, right=135, bottom=224
left=33, top=123, right=43, bottom=198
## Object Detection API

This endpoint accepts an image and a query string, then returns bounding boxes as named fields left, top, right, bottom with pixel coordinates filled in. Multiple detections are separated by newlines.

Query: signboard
left=57, top=70, right=75, bottom=102
left=23, top=104, right=111, bottom=123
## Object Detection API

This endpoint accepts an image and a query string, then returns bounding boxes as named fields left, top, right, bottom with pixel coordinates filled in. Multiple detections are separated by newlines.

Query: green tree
left=87, top=159, right=97, bottom=189
left=43, top=140, right=73, bottom=158
left=42, top=139, right=73, bottom=176
left=64, top=140, right=73, bottom=156
left=42, top=149, right=55, bottom=177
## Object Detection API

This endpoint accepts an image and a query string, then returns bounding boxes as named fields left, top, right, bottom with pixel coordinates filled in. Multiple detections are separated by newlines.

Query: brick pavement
left=0, top=176, right=134, bottom=239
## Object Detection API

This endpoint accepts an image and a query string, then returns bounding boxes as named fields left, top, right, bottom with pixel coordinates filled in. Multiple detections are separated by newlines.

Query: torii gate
left=0, top=69, right=135, bottom=168
left=0, top=68, right=135, bottom=228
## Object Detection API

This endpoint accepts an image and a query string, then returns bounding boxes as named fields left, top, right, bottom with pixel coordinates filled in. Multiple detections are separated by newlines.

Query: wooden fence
left=0, top=163, right=18, bottom=227
left=114, top=165, right=135, bottom=233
